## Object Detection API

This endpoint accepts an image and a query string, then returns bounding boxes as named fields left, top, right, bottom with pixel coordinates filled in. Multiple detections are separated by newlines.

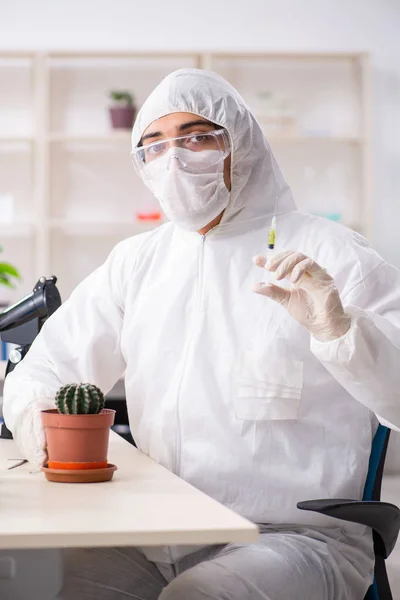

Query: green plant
left=109, top=91, right=134, bottom=106
left=55, top=383, right=105, bottom=415
left=0, top=246, right=20, bottom=288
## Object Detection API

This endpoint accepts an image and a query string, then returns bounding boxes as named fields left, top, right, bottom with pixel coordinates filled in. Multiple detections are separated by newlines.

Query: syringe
left=268, top=216, right=276, bottom=251
left=264, top=215, right=291, bottom=288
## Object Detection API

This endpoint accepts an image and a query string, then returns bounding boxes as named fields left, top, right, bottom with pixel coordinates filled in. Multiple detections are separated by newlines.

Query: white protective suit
left=4, top=69, right=400, bottom=600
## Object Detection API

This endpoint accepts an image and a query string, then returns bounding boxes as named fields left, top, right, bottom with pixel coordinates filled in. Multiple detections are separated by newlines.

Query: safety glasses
left=131, top=129, right=231, bottom=175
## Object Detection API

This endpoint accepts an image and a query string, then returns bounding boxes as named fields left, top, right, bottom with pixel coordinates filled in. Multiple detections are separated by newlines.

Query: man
left=4, top=68, right=400, bottom=600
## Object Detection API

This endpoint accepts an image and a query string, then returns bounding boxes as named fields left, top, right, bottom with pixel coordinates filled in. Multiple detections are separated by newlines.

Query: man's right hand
left=12, top=399, right=52, bottom=472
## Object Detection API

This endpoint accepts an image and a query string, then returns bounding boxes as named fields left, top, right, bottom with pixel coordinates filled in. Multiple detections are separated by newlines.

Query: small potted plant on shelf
left=41, top=383, right=117, bottom=483
left=108, top=90, right=137, bottom=129
left=0, top=245, right=20, bottom=289
left=0, top=246, right=20, bottom=308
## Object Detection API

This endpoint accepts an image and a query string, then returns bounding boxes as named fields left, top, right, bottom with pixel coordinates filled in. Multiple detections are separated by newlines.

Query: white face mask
left=142, top=148, right=230, bottom=231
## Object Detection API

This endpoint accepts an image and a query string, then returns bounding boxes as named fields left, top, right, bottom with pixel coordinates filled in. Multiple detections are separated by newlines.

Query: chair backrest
left=363, top=424, right=392, bottom=600
left=363, top=425, right=390, bottom=502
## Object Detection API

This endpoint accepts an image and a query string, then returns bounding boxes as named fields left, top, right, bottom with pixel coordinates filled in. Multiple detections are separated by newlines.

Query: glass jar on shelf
left=302, top=163, right=350, bottom=225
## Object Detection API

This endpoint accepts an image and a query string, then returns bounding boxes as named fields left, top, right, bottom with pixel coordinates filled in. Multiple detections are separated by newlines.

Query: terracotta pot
left=109, top=106, right=136, bottom=129
left=42, top=409, right=115, bottom=470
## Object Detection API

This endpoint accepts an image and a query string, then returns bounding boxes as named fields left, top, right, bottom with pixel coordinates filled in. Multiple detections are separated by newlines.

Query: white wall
left=1, top=0, right=400, bottom=264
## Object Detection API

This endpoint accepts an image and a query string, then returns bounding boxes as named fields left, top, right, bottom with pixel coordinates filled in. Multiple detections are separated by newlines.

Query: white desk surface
left=0, top=431, right=258, bottom=550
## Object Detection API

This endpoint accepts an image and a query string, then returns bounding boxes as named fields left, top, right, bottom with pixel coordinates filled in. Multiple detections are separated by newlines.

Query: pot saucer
left=42, top=463, right=117, bottom=483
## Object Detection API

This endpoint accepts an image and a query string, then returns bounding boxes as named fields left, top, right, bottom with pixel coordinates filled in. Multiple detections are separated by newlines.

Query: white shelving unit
left=0, top=50, right=371, bottom=303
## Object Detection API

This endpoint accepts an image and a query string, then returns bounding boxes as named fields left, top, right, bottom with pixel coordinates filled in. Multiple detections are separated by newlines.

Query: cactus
left=55, top=383, right=105, bottom=415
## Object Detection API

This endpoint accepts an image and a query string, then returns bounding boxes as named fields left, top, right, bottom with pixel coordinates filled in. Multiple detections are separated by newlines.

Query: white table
left=0, top=431, right=258, bottom=550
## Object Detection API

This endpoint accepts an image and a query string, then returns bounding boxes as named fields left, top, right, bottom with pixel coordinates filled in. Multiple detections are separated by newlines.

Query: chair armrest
left=297, top=499, right=400, bottom=558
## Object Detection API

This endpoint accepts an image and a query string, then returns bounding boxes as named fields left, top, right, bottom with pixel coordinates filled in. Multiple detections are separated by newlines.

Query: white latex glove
left=12, top=399, right=54, bottom=473
left=253, top=251, right=351, bottom=342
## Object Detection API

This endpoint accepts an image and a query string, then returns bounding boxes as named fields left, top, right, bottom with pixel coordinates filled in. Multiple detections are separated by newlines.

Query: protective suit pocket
left=234, top=351, right=303, bottom=421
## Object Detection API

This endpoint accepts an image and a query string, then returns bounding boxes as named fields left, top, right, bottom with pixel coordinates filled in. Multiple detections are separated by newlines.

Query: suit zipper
left=173, top=232, right=209, bottom=475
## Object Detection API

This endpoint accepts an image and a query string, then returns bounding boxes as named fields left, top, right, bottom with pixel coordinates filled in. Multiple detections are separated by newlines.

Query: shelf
left=266, top=135, right=364, bottom=144
left=48, top=132, right=132, bottom=143
left=0, top=136, right=33, bottom=144
left=0, top=52, right=35, bottom=59
left=210, top=51, right=367, bottom=62
left=48, top=51, right=200, bottom=60
left=0, top=51, right=371, bottom=286
left=47, top=133, right=364, bottom=145
left=0, top=223, right=35, bottom=237
left=49, top=220, right=162, bottom=236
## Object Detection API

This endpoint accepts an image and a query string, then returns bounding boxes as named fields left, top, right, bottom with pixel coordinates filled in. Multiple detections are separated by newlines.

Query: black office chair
left=298, top=425, right=400, bottom=600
